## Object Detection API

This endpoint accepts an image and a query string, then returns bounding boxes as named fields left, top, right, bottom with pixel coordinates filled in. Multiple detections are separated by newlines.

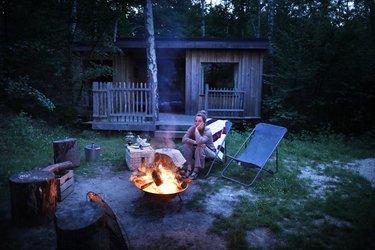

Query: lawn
left=1, top=112, right=374, bottom=249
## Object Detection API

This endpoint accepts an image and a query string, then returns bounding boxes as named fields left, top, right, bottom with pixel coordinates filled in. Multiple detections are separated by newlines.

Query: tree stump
left=53, top=138, right=80, bottom=167
left=55, top=201, right=110, bottom=250
left=9, top=170, right=57, bottom=226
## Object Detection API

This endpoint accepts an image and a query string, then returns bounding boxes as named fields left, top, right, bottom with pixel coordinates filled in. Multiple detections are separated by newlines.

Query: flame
left=130, top=158, right=186, bottom=195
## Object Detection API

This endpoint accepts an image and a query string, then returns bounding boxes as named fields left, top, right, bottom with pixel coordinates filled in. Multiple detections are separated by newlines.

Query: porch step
left=154, top=130, right=186, bottom=139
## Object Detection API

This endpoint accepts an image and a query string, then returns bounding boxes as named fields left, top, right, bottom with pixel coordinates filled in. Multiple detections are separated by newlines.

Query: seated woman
left=182, top=110, right=216, bottom=179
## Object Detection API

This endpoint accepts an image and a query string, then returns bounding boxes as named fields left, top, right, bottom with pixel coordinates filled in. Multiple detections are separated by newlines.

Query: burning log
left=140, top=181, right=154, bottom=190
left=151, top=168, right=163, bottom=186
left=9, top=170, right=57, bottom=226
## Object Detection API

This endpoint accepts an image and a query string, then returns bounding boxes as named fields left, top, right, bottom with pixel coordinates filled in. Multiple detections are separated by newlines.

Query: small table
left=125, top=145, right=155, bottom=171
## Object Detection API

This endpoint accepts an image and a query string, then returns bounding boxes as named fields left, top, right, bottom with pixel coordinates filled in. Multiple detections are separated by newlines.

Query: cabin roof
left=74, top=37, right=269, bottom=52
left=116, top=37, right=269, bottom=50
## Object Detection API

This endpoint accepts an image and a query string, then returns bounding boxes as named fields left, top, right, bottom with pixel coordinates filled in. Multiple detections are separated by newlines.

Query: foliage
left=3, top=77, right=55, bottom=112
left=0, top=113, right=127, bottom=198
left=0, top=112, right=66, bottom=183
left=1, top=0, right=375, bottom=133
left=82, top=62, right=113, bottom=81
left=263, top=0, right=375, bottom=133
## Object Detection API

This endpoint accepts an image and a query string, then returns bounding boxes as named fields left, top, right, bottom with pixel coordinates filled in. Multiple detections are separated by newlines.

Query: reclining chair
left=203, top=119, right=232, bottom=178
left=221, top=123, right=287, bottom=186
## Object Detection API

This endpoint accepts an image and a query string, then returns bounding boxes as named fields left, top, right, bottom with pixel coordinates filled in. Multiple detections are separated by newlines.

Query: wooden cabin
left=76, top=38, right=269, bottom=134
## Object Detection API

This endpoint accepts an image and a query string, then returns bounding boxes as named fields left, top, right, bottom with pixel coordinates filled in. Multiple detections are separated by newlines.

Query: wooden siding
left=92, top=82, right=155, bottom=131
left=185, top=49, right=263, bottom=118
left=113, top=55, right=132, bottom=82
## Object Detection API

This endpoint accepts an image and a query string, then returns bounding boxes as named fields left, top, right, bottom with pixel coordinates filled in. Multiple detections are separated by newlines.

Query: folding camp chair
left=221, top=123, right=287, bottom=186
left=203, top=119, right=232, bottom=178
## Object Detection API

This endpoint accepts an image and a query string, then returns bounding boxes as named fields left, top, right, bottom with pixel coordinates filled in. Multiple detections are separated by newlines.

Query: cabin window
left=201, top=63, right=238, bottom=94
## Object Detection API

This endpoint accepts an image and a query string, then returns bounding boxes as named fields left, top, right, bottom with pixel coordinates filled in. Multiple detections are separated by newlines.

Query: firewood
left=9, top=170, right=57, bottom=226
left=53, top=138, right=80, bottom=167
left=151, top=169, right=163, bottom=186
left=42, top=161, right=74, bottom=173
left=140, top=181, right=154, bottom=189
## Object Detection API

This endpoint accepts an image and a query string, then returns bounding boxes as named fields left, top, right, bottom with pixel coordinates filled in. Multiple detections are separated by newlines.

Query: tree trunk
left=267, top=0, right=274, bottom=54
left=55, top=200, right=129, bottom=249
left=55, top=201, right=106, bottom=249
left=145, top=0, right=159, bottom=120
left=9, top=170, right=57, bottom=226
left=257, top=0, right=261, bottom=38
left=113, top=17, right=119, bottom=43
left=70, top=0, right=78, bottom=36
left=53, top=138, right=80, bottom=167
left=88, top=192, right=129, bottom=249
left=201, top=0, right=206, bottom=37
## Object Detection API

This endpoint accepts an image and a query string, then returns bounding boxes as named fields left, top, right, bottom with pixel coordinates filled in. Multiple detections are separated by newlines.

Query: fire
left=130, top=152, right=189, bottom=195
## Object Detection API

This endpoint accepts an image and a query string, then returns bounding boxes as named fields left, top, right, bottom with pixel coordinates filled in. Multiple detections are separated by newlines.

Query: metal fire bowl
left=134, top=182, right=189, bottom=201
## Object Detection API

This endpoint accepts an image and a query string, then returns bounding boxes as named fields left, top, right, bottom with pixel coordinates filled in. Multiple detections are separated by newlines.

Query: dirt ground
left=1, top=164, right=243, bottom=250
left=1, top=158, right=374, bottom=250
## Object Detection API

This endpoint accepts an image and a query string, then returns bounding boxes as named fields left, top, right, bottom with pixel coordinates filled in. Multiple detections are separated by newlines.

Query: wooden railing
left=204, top=84, right=245, bottom=118
left=92, top=82, right=155, bottom=130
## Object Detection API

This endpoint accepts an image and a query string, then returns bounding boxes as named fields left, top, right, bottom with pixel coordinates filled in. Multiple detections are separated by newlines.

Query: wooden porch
left=155, top=113, right=194, bottom=138
left=90, top=81, right=257, bottom=137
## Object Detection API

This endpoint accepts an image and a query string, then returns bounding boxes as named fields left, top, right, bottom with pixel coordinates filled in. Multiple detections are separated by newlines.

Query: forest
left=1, top=0, right=374, bottom=134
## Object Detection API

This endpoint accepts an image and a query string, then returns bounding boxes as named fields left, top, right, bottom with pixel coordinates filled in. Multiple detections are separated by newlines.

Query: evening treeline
left=1, top=0, right=374, bottom=133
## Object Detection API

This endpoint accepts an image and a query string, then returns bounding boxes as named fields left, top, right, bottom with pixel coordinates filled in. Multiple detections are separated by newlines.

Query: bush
left=2, top=76, right=55, bottom=115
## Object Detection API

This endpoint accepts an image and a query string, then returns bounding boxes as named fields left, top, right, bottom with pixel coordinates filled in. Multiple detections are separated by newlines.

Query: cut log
left=55, top=202, right=106, bottom=249
left=53, top=138, right=80, bottom=167
left=87, top=192, right=129, bottom=249
left=42, top=161, right=74, bottom=173
left=9, top=170, right=56, bottom=226
left=55, top=200, right=129, bottom=250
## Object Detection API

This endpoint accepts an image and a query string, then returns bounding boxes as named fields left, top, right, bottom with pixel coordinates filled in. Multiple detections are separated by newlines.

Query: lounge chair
left=203, top=119, right=232, bottom=178
left=221, top=123, right=287, bottom=186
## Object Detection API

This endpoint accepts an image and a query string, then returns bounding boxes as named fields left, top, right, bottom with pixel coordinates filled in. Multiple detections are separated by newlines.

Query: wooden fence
left=204, top=84, right=245, bottom=118
left=92, top=82, right=156, bottom=130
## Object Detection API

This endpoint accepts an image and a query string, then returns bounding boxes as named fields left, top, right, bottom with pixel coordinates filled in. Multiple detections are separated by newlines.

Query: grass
left=1, top=113, right=375, bottom=249
left=203, top=129, right=375, bottom=249
left=0, top=112, right=127, bottom=198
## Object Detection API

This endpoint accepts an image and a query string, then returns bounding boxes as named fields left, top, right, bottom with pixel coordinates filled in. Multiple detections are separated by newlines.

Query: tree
left=201, top=0, right=206, bottom=36
left=145, top=0, right=159, bottom=119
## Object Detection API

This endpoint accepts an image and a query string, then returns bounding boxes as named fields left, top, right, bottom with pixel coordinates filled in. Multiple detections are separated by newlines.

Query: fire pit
left=130, top=148, right=189, bottom=201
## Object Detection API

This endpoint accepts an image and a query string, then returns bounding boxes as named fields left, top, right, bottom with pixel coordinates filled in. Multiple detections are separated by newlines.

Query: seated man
left=182, top=110, right=216, bottom=179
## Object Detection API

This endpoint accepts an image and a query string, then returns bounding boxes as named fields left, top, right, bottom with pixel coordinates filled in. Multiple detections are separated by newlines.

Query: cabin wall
left=113, top=55, right=132, bottom=82
left=185, top=49, right=264, bottom=118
